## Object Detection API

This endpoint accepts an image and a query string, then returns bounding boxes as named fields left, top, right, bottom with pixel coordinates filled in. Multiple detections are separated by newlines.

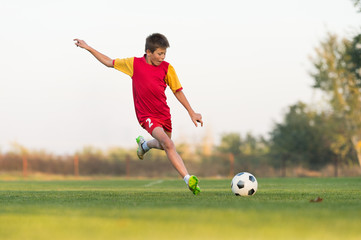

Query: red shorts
left=140, top=117, right=172, bottom=135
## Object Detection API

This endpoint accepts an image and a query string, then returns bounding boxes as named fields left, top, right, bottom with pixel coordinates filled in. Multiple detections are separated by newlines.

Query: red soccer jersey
left=113, top=55, right=183, bottom=124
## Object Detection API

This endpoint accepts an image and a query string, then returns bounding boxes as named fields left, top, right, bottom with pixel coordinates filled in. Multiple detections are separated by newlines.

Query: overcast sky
left=0, top=0, right=360, bottom=154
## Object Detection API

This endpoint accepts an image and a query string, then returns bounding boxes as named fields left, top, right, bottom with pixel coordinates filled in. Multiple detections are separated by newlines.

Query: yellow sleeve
left=113, top=57, right=134, bottom=77
left=165, top=64, right=183, bottom=93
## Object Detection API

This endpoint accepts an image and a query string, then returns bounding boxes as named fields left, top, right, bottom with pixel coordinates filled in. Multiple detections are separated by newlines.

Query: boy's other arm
left=174, top=90, right=203, bottom=127
left=74, top=39, right=113, bottom=68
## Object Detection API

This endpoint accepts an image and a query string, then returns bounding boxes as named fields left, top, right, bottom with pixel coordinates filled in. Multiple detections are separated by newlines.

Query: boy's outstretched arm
left=174, top=90, right=203, bottom=127
left=73, top=39, right=113, bottom=68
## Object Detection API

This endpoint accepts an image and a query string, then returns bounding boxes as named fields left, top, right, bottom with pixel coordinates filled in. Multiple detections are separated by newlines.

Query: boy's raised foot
left=136, top=136, right=146, bottom=160
left=188, top=175, right=201, bottom=195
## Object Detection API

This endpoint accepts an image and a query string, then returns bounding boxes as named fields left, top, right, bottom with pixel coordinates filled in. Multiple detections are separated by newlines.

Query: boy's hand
left=191, top=112, right=203, bottom=127
left=73, top=39, right=113, bottom=67
left=73, top=39, right=90, bottom=50
left=173, top=89, right=203, bottom=127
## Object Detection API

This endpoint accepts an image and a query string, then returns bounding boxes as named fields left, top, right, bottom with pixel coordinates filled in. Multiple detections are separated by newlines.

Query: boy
left=74, top=33, right=203, bottom=195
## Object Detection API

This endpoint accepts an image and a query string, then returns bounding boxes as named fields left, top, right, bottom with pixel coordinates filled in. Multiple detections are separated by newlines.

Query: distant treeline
left=0, top=129, right=360, bottom=178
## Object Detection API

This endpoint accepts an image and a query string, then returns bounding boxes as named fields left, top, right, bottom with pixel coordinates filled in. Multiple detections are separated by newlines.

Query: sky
left=0, top=0, right=360, bottom=154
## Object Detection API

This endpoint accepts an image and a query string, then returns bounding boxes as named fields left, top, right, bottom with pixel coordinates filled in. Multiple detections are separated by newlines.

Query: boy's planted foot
left=136, top=136, right=146, bottom=160
left=188, top=175, right=201, bottom=195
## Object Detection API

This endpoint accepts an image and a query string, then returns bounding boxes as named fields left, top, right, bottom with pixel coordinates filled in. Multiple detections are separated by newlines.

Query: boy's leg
left=146, top=137, right=164, bottom=150
left=151, top=127, right=188, bottom=177
left=136, top=118, right=167, bottom=159
left=150, top=127, right=201, bottom=195
left=136, top=132, right=168, bottom=160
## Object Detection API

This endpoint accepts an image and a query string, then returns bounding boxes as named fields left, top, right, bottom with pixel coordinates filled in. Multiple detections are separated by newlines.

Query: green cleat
left=188, top=175, right=201, bottom=195
left=136, top=136, right=146, bottom=160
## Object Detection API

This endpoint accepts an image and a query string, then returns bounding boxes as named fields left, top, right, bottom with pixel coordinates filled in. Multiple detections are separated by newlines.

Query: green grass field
left=0, top=177, right=360, bottom=240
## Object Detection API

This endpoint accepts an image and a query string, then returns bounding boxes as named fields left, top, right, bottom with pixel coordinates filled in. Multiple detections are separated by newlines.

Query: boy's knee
left=161, top=138, right=175, bottom=151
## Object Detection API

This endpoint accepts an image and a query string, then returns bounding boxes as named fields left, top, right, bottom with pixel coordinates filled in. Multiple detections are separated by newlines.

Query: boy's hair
left=145, top=33, right=170, bottom=53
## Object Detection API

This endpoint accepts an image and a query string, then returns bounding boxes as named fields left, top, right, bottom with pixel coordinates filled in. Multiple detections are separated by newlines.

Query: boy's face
left=146, top=48, right=167, bottom=66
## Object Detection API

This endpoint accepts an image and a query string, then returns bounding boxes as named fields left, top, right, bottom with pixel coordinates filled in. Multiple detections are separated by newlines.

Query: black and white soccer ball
left=231, top=172, right=258, bottom=196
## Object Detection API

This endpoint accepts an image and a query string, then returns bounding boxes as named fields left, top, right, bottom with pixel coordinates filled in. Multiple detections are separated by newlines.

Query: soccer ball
left=231, top=172, right=258, bottom=196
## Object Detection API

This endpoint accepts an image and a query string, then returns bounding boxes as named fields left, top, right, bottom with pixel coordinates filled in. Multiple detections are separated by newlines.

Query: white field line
left=144, top=180, right=164, bottom=187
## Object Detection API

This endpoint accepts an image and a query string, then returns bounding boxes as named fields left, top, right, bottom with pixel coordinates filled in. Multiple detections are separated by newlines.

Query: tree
left=352, top=0, right=361, bottom=12
left=310, top=33, right=361, bottom=167
left=218, top=133, right=242, bottom=176
left=269, top=102, right=337, bottom=176
left=241, top=132, right=269, bottom=156
left=346, top=33, right=361, bottom=82
left=218, top=133, right=242, bottom=156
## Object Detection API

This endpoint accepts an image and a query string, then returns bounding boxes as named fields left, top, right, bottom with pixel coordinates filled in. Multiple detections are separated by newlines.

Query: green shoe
left=136, top=136, right=146, bottom=160
left=188, top=175, right=201, bottom=195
